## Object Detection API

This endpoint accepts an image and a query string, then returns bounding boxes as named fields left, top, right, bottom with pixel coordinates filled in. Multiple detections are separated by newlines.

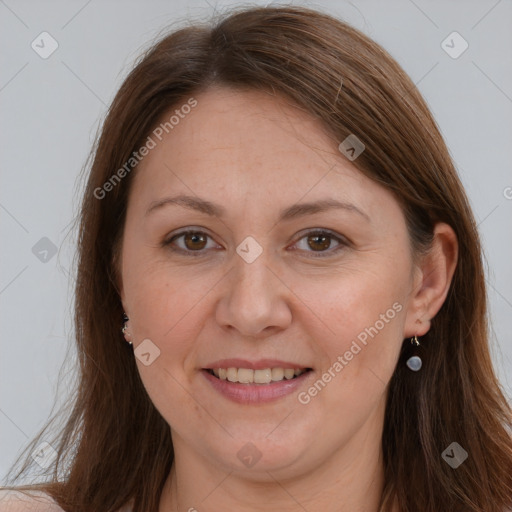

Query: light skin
left=118, top=87, right=458, bottom=512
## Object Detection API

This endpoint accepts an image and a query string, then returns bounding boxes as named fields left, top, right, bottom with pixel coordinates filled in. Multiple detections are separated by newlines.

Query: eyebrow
left=145, top=194, right=370, bottom=223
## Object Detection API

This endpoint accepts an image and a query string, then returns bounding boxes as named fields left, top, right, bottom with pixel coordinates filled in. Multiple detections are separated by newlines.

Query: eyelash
left=162, top=228, right=348, bottom=258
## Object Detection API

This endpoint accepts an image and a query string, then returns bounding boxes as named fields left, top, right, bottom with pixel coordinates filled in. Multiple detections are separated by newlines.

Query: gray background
left=1, top=0, right=511, bottom=481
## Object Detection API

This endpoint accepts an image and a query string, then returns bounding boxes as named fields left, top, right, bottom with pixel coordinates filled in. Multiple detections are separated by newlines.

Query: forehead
left=127, top=86, right=397, bottom=222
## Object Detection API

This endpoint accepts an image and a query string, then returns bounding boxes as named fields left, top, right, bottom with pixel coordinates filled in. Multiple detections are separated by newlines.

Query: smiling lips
left=202, top=359, right=313, bottom=403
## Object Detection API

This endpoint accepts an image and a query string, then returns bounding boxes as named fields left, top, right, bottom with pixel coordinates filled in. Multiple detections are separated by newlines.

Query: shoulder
left=0, top=490, right=64, bottom=512
left=0, top=490, right=134, bottom=512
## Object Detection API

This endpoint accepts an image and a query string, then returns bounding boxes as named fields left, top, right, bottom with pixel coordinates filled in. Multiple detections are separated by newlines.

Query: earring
left=406, top=335, right=422, bottom=371
left=121, top=312, right=132, bottom=345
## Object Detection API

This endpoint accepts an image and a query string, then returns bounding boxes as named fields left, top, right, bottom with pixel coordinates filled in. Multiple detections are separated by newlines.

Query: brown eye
left=307, top=233, right=331, bottom=251
left=164, top=230, right=217, bottom=256
left=182, top=232, right=207, bottom=251
left=292, top=229, right=347, bottom=258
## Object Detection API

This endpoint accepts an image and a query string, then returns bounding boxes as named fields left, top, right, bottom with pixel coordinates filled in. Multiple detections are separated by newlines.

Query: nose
left=215, top=247, right=292, bottom=338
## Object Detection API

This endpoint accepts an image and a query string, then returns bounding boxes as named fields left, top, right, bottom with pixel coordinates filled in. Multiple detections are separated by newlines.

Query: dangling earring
left=406, top=335, right=422, bottom=371
left=121, top=312, right=132, bottom=345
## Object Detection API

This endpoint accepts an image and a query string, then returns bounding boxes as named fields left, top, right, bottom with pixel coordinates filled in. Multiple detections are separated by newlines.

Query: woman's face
left=119, top=86, right=422, bottom=477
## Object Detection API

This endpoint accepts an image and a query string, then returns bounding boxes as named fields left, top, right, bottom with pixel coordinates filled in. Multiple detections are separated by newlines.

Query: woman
left=1, top=5, right=511, bottom=512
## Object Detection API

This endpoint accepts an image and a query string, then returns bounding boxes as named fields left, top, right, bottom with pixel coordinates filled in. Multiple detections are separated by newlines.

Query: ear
left=403, top=222, right=458, bottom=338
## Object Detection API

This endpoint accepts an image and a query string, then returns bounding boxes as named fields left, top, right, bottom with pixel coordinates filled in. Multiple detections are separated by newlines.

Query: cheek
left=289, top=287, right=405, bottom=457
left=296, top=262, right=408, bottom=398
left=123, top=264, right=213, bottom=426
left=122, top=259, right=227, bottom=415
left=122, top=243, right=220, bottom=339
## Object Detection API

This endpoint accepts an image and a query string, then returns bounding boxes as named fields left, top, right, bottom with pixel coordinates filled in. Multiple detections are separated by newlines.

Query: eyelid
left=292, top=228, right=350, bottom=246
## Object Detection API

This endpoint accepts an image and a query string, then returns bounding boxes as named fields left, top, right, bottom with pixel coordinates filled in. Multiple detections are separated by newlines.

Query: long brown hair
left=3, top=5, right=512, bottom=512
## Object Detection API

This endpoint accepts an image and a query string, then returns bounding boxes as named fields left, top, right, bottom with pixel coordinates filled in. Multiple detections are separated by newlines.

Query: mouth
left=203, top=367, right=313, bottom=385
left=201, top=366, right=314, bottom=404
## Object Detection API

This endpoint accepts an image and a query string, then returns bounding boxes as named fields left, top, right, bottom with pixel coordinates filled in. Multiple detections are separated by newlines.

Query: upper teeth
left=212, top=367, right=306, bottom=384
